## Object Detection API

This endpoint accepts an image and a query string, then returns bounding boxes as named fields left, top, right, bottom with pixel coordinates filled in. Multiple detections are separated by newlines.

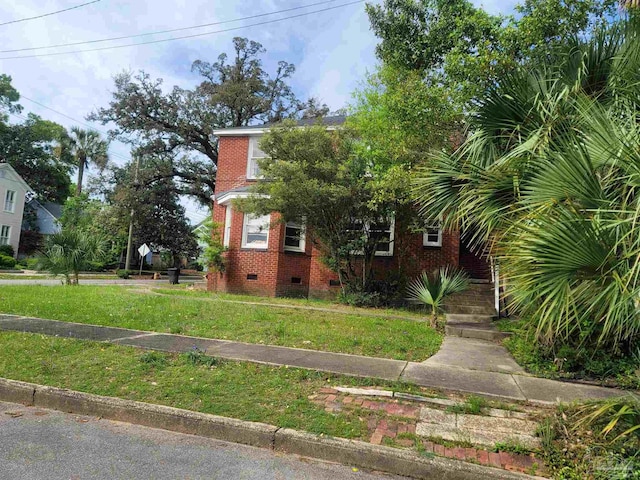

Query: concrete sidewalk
left=0, top=314, right=629, bottom=404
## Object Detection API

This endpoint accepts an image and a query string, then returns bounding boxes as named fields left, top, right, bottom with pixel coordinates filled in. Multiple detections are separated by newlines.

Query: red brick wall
left=208, top=136, right=465, bottom=299
left=216, top=136, right=253, bottom=193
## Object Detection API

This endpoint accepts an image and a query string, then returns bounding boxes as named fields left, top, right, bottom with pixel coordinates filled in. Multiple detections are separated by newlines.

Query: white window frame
left=4, top=190, right=16, bottom=213
left=348, top=218, right=395, bottom=257
left=223, top=206, right=232, bottom=248
left=0, top=225, right=10, bottom=245
left=283, top=221, right=306, bottom=253
left=247, top=135, right=267, bottom=180
left=241, top=213, right=270, bottom=249
left=423, top=223, right=443, bottom=247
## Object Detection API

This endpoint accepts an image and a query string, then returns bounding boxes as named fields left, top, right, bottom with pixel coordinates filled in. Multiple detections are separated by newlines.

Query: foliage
left=35, top=229, right=107, bottom=285
left=366, top=0, right=619, bottom=105
left=0, top=74, right=21, bottom=119
left=414, top=18, right=640, bottom=354
left=541, top=399, right=640, bottom=478
left=406, top=267, right=469, bottom=325
left=0, top=113, right=74, bottom=203
left=57, top=127, right=109, bottom=196
left=0, top=254, right=16, bottom=269
left=0, top=244, right=14, bottom=257
left=184, top=346, right=222, bottom=368
left=89, top=37, right=325, bottom=204
left=503, top=325, right=640, bottom=389
left=238, top=123, right=402, bottom=293
left=96, top=155, right=199, bottom=264
left=138, top=351, right=168, bottom=368
left=446, top=395, right=489, bottom=415
left=196, top=219, right=225, bottom=273
left=116, top=269, right=131, bottom=279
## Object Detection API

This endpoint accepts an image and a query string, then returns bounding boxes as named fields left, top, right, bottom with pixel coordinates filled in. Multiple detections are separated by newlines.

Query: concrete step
left=445, top=324, right=511, bottom=342
left=446, top=313, right=496, bottom=324
left=443, top=304, right=497, bottom=315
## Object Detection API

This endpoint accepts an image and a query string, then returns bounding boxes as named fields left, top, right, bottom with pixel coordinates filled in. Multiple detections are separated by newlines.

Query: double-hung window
left=423, top=222, right=443, bottom=247
left=347, top=218, right=395, bottom=256
left=284, top=221, right=305, bottom=252
left=223, top=207, right=232, bottom=248
left=0, top=225, right=10, bottom=245
left=242, top=213, right=270, bottom=249
left=4, top=190, right=16, bottom=213
left=247, top=136, right=267, bottom=180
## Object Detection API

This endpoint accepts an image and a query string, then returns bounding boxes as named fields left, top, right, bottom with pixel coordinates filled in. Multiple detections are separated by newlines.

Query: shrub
left=116, top=269, right=131, bottom=279
left=85, top=261, right=106, bottom=272
left=26, top=258, right=39, bottom=270
left=0, top=245, right=14, bottom=257
left=0, top=254, right=16, bottom=269
left=406, top=267, right=469, bottom=326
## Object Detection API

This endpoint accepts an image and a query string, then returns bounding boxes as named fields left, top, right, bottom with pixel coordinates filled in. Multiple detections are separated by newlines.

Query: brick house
left=208, top=116, right=489, bottom=299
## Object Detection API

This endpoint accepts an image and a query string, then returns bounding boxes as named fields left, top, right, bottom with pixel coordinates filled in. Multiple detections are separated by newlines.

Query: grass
left=0, top=285, right=442, bottom=361
left=152, top=286, right=428, bottom=320
left=0, top=331, right=419, bottom=439
left=446, top=395, right=489, bottom=415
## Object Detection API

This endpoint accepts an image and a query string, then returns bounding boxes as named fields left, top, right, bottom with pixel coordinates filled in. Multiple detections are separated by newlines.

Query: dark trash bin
left=167, top=267, right=180, bottom=284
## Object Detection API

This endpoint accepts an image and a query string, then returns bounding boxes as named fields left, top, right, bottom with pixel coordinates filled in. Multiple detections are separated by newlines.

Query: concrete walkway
left=0, top=314, right=629, bottom=405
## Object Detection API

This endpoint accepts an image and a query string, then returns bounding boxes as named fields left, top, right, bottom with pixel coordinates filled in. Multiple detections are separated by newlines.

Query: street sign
left=138, top=243, right=151, bottom=257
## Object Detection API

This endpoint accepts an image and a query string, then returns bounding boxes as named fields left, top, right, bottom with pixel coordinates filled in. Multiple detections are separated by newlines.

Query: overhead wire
left=0, top=0, right=342, bottom=53
left=0, top=0, right=101, bottom=27
left=0, top=0, right=365, bottom=60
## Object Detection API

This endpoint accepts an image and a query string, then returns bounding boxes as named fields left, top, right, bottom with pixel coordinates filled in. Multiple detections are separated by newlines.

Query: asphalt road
left=0, top=402, right=407, bottom=480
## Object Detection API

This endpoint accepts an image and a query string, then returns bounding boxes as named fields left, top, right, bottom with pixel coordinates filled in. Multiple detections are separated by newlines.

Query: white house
left=0, top=163, right=33, bottom=257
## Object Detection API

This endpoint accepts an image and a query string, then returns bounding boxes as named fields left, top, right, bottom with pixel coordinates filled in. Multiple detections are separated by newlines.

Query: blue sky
left=0, top=0, right=517, bottom=223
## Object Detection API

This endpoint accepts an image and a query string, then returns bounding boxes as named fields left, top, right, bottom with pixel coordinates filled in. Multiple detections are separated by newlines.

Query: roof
left=213, top=115, right=347, bottom=136
left=42, top=202, right=63, bottom=219
left=214, top=186, right=268, bottom=206
left=0, top=162, right=33, bottom=192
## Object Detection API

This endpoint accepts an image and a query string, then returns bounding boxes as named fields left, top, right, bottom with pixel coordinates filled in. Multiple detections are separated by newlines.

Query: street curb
left=0, top=377, right=541, bottom=480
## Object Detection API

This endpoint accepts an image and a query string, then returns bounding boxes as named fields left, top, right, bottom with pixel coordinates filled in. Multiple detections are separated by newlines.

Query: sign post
left=137, top=243, right=151, bottom=276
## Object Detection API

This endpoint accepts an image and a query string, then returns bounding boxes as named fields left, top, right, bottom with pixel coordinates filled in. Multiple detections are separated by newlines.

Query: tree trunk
left=76, top=156, right=86, bottom=196
left=430, top=308, right=438, bottom=328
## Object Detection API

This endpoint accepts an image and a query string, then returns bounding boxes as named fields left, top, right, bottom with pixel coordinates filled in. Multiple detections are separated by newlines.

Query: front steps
left=443, top=281, right=509, bottom=341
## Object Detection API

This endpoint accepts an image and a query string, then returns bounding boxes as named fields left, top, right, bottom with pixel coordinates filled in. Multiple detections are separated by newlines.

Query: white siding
left=0, top=169, right=28, bottom=257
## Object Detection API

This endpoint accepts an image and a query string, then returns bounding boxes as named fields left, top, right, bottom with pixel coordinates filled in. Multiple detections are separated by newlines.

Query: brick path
left=310, top=388, right=546, bottom=476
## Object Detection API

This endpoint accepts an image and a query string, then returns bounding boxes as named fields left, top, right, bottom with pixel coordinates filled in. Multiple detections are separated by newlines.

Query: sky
left=0, top=0, right=517, bottom=224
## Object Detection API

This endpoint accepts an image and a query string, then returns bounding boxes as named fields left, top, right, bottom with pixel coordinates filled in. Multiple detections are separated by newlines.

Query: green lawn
left=0, top=286, right=441, bottom=361
left=152, top=286, right=427, bottom=320
left=0, top=331, right=416, bottom=439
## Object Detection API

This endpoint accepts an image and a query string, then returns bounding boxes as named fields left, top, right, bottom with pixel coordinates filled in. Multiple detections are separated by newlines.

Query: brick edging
left=0, top=378, right=540, bottom=480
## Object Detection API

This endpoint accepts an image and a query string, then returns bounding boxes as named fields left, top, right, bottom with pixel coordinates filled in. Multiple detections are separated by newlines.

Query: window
left=347, top=218, right=395, bottom=256
left=423, top=223, right=443, bottom=247
left=0, top=225, right=10, bottom=246
left=242, top=213, right=270, bottom=249
left=247, top=136, right=268, bottom=179
left=223, top=206, right=232, bottom=248
left=284, top=221, right=305, bottom=252
left=4, top=190, right=16, bottom=213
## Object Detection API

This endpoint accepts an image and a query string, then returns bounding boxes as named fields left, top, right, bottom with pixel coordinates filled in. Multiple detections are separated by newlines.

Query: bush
left=0, top=245, right=14, bottom=257
left=0, top=254, right=16, bottom=269
left=116, top=269, right=131, bottom=279
left=85, top=261, right=106, bottom=272
left=26, top=258, right=39, bottom=270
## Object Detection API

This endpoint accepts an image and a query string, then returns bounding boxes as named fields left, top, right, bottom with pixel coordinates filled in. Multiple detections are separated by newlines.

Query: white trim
left=283, top=221, right=306, bottom=253
left=213, top=125, right=341, bottom=136
left=0, top=225, right=10, bottom=245
left=241, top=213, right=270, bottom=250
left=215, top=191, right=269, bottom=206
left=223, top=206, right=232, bottom=248
left=4, top=190, right=16, bottom=213
left=423, top=225, right=443, bottom=247
left=372, top=218, right=395, bottom=257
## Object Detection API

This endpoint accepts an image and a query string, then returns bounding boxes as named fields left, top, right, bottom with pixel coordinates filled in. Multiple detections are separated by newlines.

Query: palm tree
left=36, top=229, right=107, bottom=285
left=406, top=267, right=469, bottom=327
left=62, top=127, right=109, bottom=195
left=413, top=18, right=640, bottom=351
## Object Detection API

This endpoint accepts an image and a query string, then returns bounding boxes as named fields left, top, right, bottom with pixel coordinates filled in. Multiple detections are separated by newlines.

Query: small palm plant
left=407, top=267, right=469, bottom=327
left=36, top=229, right=106, bottom=285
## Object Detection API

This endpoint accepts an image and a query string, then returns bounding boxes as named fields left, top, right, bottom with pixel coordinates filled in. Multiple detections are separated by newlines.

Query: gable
left=0, top=163, right=33, bottom=193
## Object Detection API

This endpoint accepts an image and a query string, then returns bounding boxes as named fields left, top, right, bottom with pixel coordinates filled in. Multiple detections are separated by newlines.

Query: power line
left=1, top=0, right=341, bottom=53
left=0, top=0, right=365, bottom=60
left=0, top=1, right=101, bottom=27
left=19, top=95, right=131, bottom=161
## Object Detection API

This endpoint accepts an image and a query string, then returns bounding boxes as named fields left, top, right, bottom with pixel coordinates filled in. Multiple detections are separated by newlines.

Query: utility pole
left=124, top=154, right=140, bottom=271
